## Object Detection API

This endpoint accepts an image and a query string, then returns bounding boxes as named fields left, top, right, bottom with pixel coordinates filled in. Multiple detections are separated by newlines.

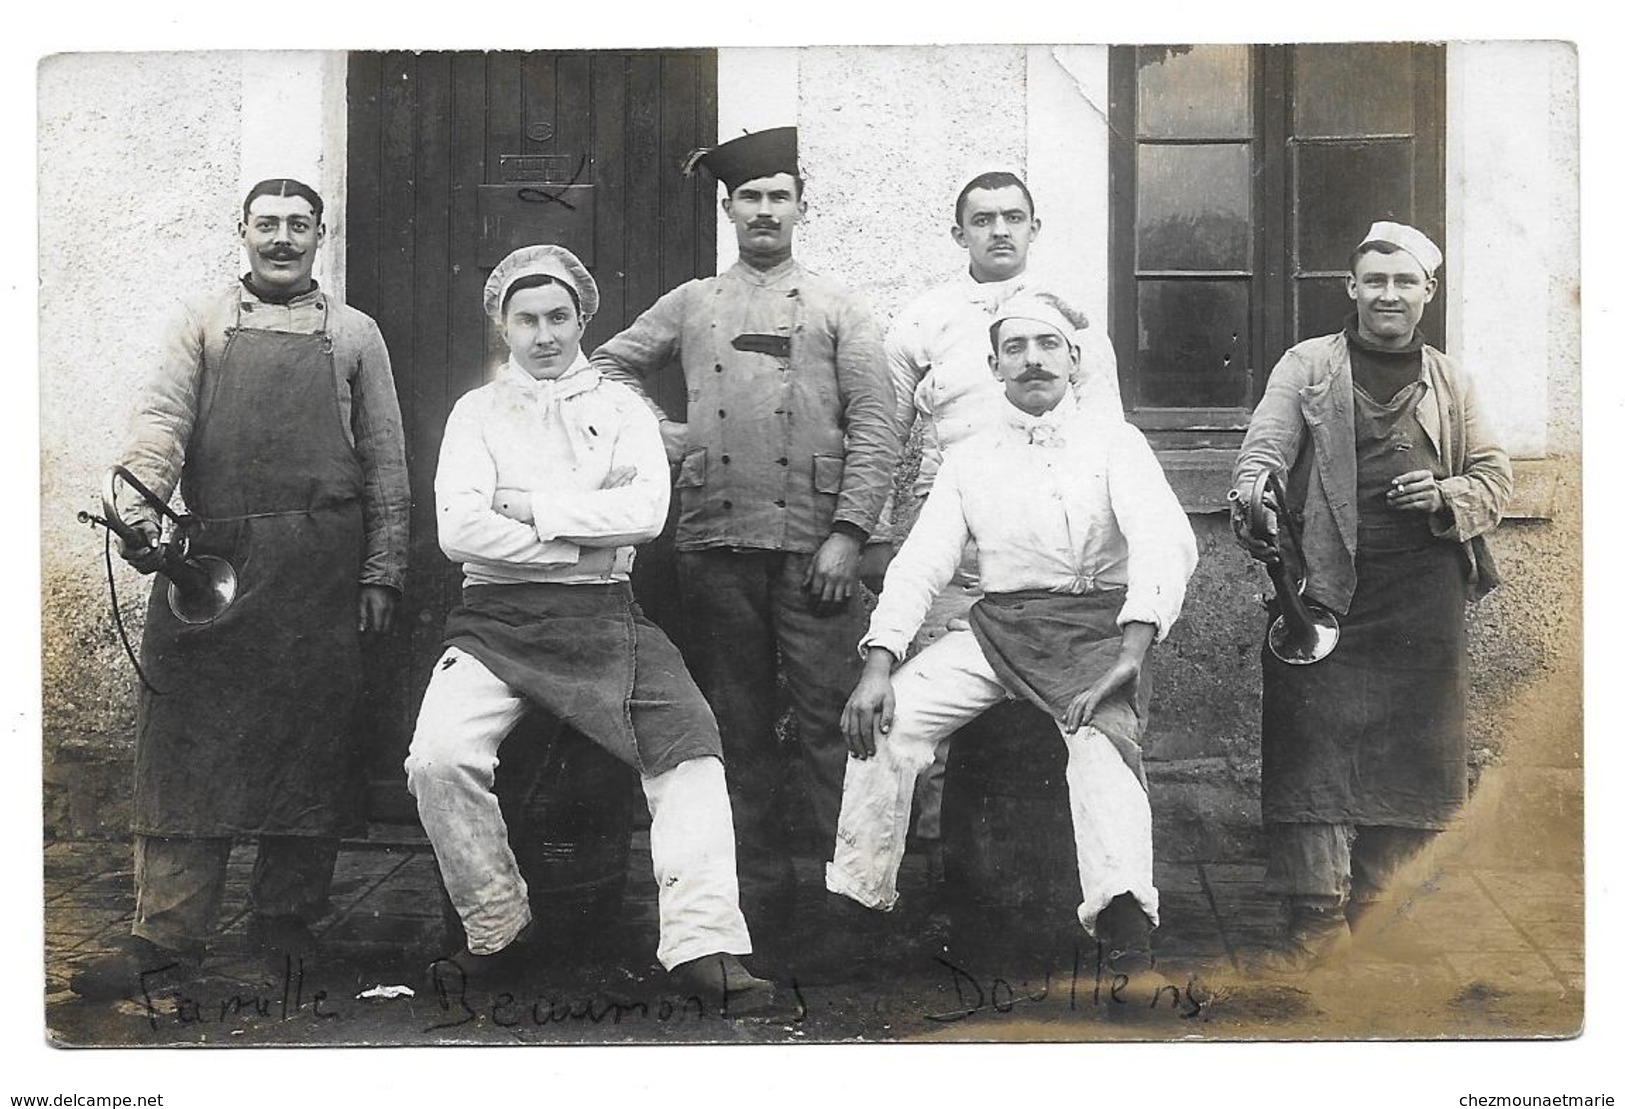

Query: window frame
left=1107, top=43, right=1446, bottom=449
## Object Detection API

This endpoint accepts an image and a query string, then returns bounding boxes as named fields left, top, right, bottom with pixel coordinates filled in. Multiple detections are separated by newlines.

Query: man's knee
left=404, top=737, right=499, bottom=797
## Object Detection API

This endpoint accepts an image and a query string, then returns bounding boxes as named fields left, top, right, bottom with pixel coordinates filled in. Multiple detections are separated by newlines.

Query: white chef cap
left=484, top=244, right=599, bottom=322
left=1359, top=221, right=1443, bottom=278
left=988, top=290, right=1083, bottom=352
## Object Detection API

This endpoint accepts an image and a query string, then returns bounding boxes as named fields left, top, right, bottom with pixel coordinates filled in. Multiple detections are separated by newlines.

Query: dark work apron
left=133, top=306, right=365, bottom=838
left=968, top=588, right=1151, bottom=788
left=1262, top=381, right=1469, bottom=830
left=442, top=582, right=721, bottom=778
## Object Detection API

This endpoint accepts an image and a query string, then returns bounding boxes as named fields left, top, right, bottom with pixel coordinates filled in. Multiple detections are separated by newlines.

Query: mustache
left=1015, top=369, right=1060, bottom=383
left=746, top=219, right=780, bottom=230
left=259, top=246, right=305, bottom=261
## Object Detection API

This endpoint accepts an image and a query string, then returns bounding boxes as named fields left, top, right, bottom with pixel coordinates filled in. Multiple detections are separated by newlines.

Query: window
left=1108, top=44, right=1445, bottom=443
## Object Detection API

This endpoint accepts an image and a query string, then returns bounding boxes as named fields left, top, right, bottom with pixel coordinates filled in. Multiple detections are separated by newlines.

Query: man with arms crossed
left=405, top=245, right=771, bottom=1011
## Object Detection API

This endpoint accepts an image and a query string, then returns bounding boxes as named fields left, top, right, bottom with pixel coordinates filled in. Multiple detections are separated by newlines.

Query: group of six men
left=73, top=125, right=1511, bottom=1011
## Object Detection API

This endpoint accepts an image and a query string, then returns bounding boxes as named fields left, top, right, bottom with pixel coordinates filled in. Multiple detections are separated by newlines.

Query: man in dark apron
left=1231, top=222, right=1511, bottom=973
left=72, top=179, right=410, bottom=1000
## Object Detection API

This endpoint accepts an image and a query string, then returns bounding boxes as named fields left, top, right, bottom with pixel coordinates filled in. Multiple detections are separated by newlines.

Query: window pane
left=1295, top=277, right=1353, bottom=344
left=1137, top=280, right=1250, bottom=408
left=1137, top=45, right=1252, bottom=139
left=1295, top=141, right=1415, bottom=272
left=1138, top=144, right=1251, bottom=271
left=1293, top=44, right=1415, bottom=137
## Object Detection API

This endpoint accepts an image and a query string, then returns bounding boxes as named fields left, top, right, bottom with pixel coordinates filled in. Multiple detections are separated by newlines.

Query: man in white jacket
left=404, top=245, right=771, bottom=1012
left=829, top=293, right=1197, bottom=971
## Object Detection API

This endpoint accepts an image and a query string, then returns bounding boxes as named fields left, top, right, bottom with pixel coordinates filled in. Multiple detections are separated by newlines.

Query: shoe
left=668, top=953, right=778, bottom=1017
left=1248, top=906, right=1352, bottom=975
left=427, top=920, right=537, bottom=992
left=1094, top=893, right=1156, bottom=977
left=69, top=934, right=204, bottom=1002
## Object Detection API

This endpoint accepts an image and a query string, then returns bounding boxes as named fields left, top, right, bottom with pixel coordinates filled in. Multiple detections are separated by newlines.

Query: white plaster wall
left=1025, top=45, right=1112, bottom=331
left=1448, top=41, right=1580, bottom=459
left=240, top=52, right=350, bottom=297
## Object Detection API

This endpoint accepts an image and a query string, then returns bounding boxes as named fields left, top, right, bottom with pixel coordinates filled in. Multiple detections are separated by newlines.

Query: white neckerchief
left=1003, top=386, right=1078, bottom=448
left=497, top=351, right=599, bottom=405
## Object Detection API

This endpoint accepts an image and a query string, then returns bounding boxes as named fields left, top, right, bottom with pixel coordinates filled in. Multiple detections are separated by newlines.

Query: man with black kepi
left=1231, top=222, right=1511, bottom=973
left=829, top=292, right=1197, bottom=978
left=591, top=127, right=899, bottom=951
left=72, top=179, right=410, bottom=1000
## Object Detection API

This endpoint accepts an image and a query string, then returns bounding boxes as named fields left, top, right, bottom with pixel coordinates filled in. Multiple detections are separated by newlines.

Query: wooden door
left=345, top=50, right=717, bottom=822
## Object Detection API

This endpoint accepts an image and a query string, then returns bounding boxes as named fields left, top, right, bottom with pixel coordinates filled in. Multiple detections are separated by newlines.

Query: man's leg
left=1257, top=821, right=1355, bottom=971
left=71, top=836, right=229, bottom=1000
left=825, top=630, right=1008, bottom=911
left=404, top=646, right=530, bottom=955
left=1347, top=825, right=1439, bottom=928
left=906, top=570, right=980, bottom=858
left=133, top=834, right=234, bottom=950
left=1057, top=724, right=1160, bottom=937
left=772, top=551, right=870, bottom=850
left=247, top=836, right=340, bottom=958
left=622, top=614, right=756, bottom=970
left=676, top=550, right=791, bottom=929
left=640, top=757, right=753, bottom=969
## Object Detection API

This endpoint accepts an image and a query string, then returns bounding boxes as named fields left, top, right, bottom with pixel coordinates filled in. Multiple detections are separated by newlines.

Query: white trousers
left=825, top=629, right=1158, bottom=935
left=405, top=647, right=752, bottom=970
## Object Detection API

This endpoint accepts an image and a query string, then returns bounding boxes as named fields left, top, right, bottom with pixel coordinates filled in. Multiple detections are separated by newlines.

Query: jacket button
left=722, top=500, right=732, bottom=510
left=719, top=409, right=727, bottom=418
left=715, top=363, right=723, bottom=373
left=775, top=500, right=786, bottom=508
left=777, top=457, right=788, bottom=466
left=721, top=454, right=731, bottom=464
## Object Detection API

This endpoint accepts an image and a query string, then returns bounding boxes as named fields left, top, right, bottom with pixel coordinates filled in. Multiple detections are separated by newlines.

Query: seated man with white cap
left=1231, top=222, right=1510, bottom=973
left=404, top=244, right=773, bottom=1012
left=828, top=291, right=1198, bottom=974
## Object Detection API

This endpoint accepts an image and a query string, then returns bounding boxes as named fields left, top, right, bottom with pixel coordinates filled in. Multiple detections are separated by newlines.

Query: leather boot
left=667, top=952, right=778, bottom=1017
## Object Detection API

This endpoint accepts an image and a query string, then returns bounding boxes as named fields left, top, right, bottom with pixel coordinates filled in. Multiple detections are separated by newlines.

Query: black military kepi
left=682, top=126, right=798, bottom=193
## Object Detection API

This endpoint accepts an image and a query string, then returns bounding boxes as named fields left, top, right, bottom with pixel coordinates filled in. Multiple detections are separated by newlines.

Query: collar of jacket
left=237, top=278, right=325, bottom=311
left=726, top=256, right=801, bottom=287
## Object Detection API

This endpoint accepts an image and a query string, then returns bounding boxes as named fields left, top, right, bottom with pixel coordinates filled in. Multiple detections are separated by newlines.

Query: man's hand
left=841, top=651, right=897, bottom=759
left=1386, top=469, right=1445, bottom=514
left=858, top=541, right=894, bottom=595
left=658, top=420, right=689, bottom=465
left=1229, top=488, right=1278, bottom=563
left=803, top=530, right=862, bottom=612
left=1062, top=621, right=1154, bottom=734
left=358, top=585, right=397, bottom=635
left=116, top=519, right=165, bottom=575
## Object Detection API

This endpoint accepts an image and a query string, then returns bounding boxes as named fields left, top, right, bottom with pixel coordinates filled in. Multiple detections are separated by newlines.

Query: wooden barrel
left=940, top=699, right=1082, bottom=969
left=441, top=711, right=640, bottom=965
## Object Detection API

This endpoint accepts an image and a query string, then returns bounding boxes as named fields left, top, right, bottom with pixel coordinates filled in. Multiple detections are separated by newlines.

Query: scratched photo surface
left=37, top=43, right=1581, bottom=1046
